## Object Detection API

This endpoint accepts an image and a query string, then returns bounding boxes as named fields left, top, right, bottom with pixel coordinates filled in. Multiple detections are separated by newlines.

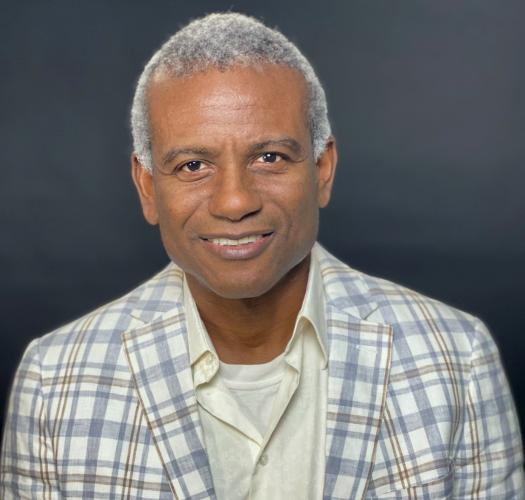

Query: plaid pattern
left=1, top=242, right=523, bottom=499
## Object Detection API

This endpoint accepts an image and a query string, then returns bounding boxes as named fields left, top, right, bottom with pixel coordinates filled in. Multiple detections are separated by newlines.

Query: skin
left=132, top=64, right=337, bottom=363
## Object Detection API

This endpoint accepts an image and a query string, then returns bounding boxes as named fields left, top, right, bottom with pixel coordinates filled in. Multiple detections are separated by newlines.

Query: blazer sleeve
left=453, top=319, right=525, bottom=498
left=1, top=338, right=61, bottom=499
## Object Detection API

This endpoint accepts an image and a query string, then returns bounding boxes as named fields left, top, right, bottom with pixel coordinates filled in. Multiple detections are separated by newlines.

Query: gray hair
left=130, top=12, right=332, bottom=171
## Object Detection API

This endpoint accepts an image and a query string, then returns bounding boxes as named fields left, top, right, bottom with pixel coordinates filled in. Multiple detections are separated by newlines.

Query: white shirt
left=183, top=248, right=328, bottom=500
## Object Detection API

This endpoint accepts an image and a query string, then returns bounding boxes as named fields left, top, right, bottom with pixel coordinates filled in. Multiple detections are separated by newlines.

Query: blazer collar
left=124, top=264, right=185, bottom=324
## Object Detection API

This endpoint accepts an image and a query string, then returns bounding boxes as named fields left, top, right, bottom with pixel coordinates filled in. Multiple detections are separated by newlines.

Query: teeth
left=209, top=235, right=264, bottom=246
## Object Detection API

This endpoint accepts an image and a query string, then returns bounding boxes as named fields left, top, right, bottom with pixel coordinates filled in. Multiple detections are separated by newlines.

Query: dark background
left=1, top=0, right=524, bottom=445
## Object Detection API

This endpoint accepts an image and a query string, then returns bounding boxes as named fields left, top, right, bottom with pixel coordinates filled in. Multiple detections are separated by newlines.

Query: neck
left=186, top=254, right=311, bottom=364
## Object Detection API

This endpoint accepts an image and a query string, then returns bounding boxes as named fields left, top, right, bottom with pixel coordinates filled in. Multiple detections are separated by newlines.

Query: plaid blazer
left=2, top=243, right=523, bottom=499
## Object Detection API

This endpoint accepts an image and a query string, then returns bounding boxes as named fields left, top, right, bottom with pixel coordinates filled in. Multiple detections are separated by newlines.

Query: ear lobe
left=131, top=154, right=159, bottom=225
left=316, top=137, right=338, bottom=208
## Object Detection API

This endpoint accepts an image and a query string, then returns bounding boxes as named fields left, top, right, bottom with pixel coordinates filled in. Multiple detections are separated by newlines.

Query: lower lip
left=200, top=233, right=274, bottom=260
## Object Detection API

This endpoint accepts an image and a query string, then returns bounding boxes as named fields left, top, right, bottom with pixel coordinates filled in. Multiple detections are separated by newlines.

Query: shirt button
left=259, top=454, right=269, bottom=466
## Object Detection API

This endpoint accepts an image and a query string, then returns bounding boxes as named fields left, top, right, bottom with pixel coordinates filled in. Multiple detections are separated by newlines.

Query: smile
left=206, top=235, right=266, bottom=246
left=200, top=232, right=274, bottom=260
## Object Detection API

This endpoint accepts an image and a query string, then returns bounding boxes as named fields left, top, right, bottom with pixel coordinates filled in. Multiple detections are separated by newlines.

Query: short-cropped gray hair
left=130, top=12, right=332, bottom=171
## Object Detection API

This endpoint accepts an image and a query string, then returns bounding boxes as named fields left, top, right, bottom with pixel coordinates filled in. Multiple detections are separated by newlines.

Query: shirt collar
left=285, top=246, right=328, bottom=367
left=183, top=275, right=217, bottom=367
left=183, top=245, right=328, bottom=376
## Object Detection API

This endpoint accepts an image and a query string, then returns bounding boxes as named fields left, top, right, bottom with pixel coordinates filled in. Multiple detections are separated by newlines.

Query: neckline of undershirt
left=219, top=353, right=285, bottom=390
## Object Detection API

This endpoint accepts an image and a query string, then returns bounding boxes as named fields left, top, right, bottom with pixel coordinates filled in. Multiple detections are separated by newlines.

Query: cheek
left=155, top=183, right=203, bottom=227
left=153, top=185, right=207, bottom=257
left=265, top=172, right=319, bottom=233
left=289, top=172, right=319, bottom=218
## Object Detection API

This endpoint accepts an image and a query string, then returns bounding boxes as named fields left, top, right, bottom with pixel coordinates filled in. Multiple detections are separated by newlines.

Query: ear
left=316, top=136, right=338, bottom=208
left=131, top=154, right=159, bottom=225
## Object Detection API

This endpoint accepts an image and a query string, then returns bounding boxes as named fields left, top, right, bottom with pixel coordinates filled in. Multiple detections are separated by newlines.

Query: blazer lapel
left=324, top=304, right=393, bottom=499
left=122, top=304, right=215, bottom=499
left=315, top=243, right=393, bottom=499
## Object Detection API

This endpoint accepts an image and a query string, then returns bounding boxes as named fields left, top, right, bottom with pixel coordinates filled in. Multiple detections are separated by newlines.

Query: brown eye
left=261, top=152, right=281, bottom=163
left=182, top=160, right=202, bottom=172
left=173, top=159, right=213, bottom=182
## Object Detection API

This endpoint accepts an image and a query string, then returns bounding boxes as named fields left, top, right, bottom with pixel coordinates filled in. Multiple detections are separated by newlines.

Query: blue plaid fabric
left=2, top=243, right=523, bottom=499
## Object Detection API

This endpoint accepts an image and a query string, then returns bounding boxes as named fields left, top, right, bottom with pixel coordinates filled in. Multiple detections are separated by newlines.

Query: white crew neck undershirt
left=219, top=353, right=286, bottom=436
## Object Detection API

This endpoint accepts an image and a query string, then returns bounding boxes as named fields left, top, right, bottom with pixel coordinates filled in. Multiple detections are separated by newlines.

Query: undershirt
left=219, top=353, right=285, bottom=436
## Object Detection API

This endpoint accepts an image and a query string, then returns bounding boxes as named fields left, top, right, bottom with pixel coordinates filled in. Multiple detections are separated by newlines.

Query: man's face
left=133, top=64, right=337, bottom=299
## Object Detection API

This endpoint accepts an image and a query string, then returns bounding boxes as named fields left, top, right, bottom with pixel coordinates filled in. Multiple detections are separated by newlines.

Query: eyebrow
left=161, top=136, right=305, bottom=167
left=249, top=137, right=305, bottom=156
left=161, top=147, right=216, bottom=167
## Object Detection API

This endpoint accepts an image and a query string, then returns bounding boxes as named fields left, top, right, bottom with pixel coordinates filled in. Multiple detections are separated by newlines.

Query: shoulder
left=315, top=243, right=495, bottom=362
left=23, top=262, right=185, bottom=373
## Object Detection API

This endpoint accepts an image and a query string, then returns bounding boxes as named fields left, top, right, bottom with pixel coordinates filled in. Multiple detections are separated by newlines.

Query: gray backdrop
left=2, top=0, right=524, bottom=444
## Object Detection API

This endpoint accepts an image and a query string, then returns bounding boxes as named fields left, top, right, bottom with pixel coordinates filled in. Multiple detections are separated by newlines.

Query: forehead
left=146, top=64, right=310, bottom=152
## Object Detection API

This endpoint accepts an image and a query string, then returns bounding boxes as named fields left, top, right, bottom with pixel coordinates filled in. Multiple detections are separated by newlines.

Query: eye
left=172, top=159, right=213, bottom=181
left=181, top=160, right=203, bottom=172
left=258, top=152, right=285, bottom=163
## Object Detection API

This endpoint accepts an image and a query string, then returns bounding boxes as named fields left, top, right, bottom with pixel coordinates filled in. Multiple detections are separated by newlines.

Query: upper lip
left=200, top=230, right=273, bottom=240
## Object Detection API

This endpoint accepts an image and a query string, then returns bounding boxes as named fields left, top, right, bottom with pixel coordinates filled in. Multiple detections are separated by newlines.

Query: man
left=1, top=12, right=523, bottom=499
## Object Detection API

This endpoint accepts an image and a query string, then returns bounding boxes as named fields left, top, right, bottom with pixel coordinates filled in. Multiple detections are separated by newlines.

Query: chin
left=205, top=276, right=276, bottom=300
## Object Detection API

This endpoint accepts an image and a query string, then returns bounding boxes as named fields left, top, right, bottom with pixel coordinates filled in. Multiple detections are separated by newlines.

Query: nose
left=208, top=166, right=262, bottom=222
